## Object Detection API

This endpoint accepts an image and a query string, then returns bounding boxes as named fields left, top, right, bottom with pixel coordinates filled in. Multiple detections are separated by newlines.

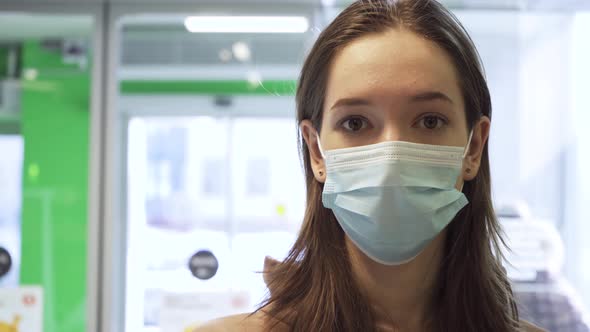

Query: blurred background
left=0, top=0, right=589, bottom=331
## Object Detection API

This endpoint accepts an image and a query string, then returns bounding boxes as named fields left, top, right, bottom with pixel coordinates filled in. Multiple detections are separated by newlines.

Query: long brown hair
left=257, top=0, right=520, bottom=331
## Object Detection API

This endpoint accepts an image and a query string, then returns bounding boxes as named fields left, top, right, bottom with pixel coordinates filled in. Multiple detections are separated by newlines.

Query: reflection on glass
left=0, top=135, right=23, bottom=287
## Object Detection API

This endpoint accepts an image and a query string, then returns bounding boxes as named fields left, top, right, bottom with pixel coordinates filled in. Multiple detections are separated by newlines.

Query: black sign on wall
left=188, top=250, right=219, bottom=280
left=0, top=247, right=12, bottom=278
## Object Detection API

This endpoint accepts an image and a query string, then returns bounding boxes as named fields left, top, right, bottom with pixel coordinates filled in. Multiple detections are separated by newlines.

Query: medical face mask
left=319, top=135, right=472, bottom=265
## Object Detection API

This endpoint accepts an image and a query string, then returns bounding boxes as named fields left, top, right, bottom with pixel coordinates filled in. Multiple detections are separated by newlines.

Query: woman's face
left=302, top=28, right=490, bottom=186
left=322, top=28, right=468, bottom=148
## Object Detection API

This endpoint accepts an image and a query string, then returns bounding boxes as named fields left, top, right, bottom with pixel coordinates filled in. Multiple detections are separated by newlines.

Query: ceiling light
left=184, top=16, right=309, bottom=33
left=232, top=42, right=251, bottom=62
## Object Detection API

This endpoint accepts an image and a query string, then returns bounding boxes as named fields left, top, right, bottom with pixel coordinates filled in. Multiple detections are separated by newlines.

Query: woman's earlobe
left=462, top=116, right=490, bottom=181
left=462, top=160, right=479, bottom=181
left=300, top=120, right=326, bottom=183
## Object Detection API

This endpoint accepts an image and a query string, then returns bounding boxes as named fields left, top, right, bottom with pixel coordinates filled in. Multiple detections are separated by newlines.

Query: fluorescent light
left=232, top=42, right=251, bottom=62
left=184, top=16, right=309, bottom=33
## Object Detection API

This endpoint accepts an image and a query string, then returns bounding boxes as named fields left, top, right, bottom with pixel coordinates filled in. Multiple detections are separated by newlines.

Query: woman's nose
left=379, top=126, right=406, bottom=143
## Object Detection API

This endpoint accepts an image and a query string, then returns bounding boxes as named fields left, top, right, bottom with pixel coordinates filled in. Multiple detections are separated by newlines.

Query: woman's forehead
left=324, top=29, right=463, bottom=109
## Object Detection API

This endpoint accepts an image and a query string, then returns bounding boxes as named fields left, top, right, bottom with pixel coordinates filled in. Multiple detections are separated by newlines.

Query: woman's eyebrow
left=410, top=91, right=454, bottom=104
left=329, top=91, right=454, bottom=111
left=329, top=97, right=372, bottom=111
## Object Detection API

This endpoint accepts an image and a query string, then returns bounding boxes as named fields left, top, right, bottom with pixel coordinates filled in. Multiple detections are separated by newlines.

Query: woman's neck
left=347, top=230, right=447, bottom=332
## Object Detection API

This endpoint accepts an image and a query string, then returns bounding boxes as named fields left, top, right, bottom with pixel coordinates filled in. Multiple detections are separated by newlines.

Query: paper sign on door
left=0, top=286, right=43, bottom=332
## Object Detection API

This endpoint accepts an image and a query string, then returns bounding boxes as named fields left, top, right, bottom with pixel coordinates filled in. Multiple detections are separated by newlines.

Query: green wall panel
left=20, top=39, right=90, bottom=332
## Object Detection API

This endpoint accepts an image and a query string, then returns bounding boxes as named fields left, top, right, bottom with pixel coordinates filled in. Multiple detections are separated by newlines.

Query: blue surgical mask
left=318, top=135, right=472, bottom=265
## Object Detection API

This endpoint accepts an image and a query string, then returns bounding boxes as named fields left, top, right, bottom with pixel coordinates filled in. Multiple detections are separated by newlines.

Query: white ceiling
left=0, top=0, right=587, bottom=41
left=1, top=0, right=588, bottom=9
left=0, top=0, right=553, bottom=4
left=4, top=0, right=324, bottom=4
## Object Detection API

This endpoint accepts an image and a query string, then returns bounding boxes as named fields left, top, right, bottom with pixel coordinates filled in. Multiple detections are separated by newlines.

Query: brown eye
left=419, top=115, right=446, bottom=130
left=342, top=117, right=367, bottom=132
left=423, top=116, right=439, bottom=129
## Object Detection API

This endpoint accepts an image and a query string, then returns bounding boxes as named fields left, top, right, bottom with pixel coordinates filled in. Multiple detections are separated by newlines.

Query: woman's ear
left=463, top=116, right=491, bottom=181
left=300, top=120, right=326, bottom=183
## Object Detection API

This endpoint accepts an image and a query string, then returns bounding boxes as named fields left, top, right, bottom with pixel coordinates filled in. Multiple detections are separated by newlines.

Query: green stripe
left=0, top=47, right=8, bottom=78
left=120, top=79, right=297, bottom=95
left=0, top=113, right=20, bottom=123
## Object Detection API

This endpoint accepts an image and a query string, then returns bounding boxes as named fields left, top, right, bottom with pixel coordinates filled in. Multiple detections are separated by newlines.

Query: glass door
left=124, top=100, right=305, bottom=332
left=109, top=5, right=317, bottom=331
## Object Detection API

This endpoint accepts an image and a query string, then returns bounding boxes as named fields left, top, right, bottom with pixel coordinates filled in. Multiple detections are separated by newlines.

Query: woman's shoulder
left=194, top=257, right=290, bottom=332
left=193, top=312, right=545, bottom=332
left=192, top=313, right=259, bottom=332
left=193, top=310, right=290, bottom=332
left=521, top=320, right=547, bottom=332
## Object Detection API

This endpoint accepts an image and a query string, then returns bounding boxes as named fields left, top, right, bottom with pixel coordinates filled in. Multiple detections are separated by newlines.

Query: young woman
left=197, top=0, right=545, bottom=331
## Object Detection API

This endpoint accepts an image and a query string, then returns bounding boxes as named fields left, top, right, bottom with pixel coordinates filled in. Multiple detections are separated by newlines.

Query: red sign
left=23, top=295, right=36, bottom=306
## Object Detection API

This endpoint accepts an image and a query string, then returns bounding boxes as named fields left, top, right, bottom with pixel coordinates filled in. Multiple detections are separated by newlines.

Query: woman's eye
left=418, top=115, right=447, bottom=130
left=341, top=117, right=368, bottom=132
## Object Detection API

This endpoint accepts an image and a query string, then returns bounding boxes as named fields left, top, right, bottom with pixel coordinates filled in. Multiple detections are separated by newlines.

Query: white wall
left=565, top=11, right=590, bottom=311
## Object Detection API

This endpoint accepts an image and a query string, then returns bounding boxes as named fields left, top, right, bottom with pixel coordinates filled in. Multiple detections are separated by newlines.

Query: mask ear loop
left=463, top=130, right=474, bottom=159
left=315, top=133, right=328, bottom=178
left=460, top=130, right=475, bottom=192
left=316, top=133, right=326, bottom=160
